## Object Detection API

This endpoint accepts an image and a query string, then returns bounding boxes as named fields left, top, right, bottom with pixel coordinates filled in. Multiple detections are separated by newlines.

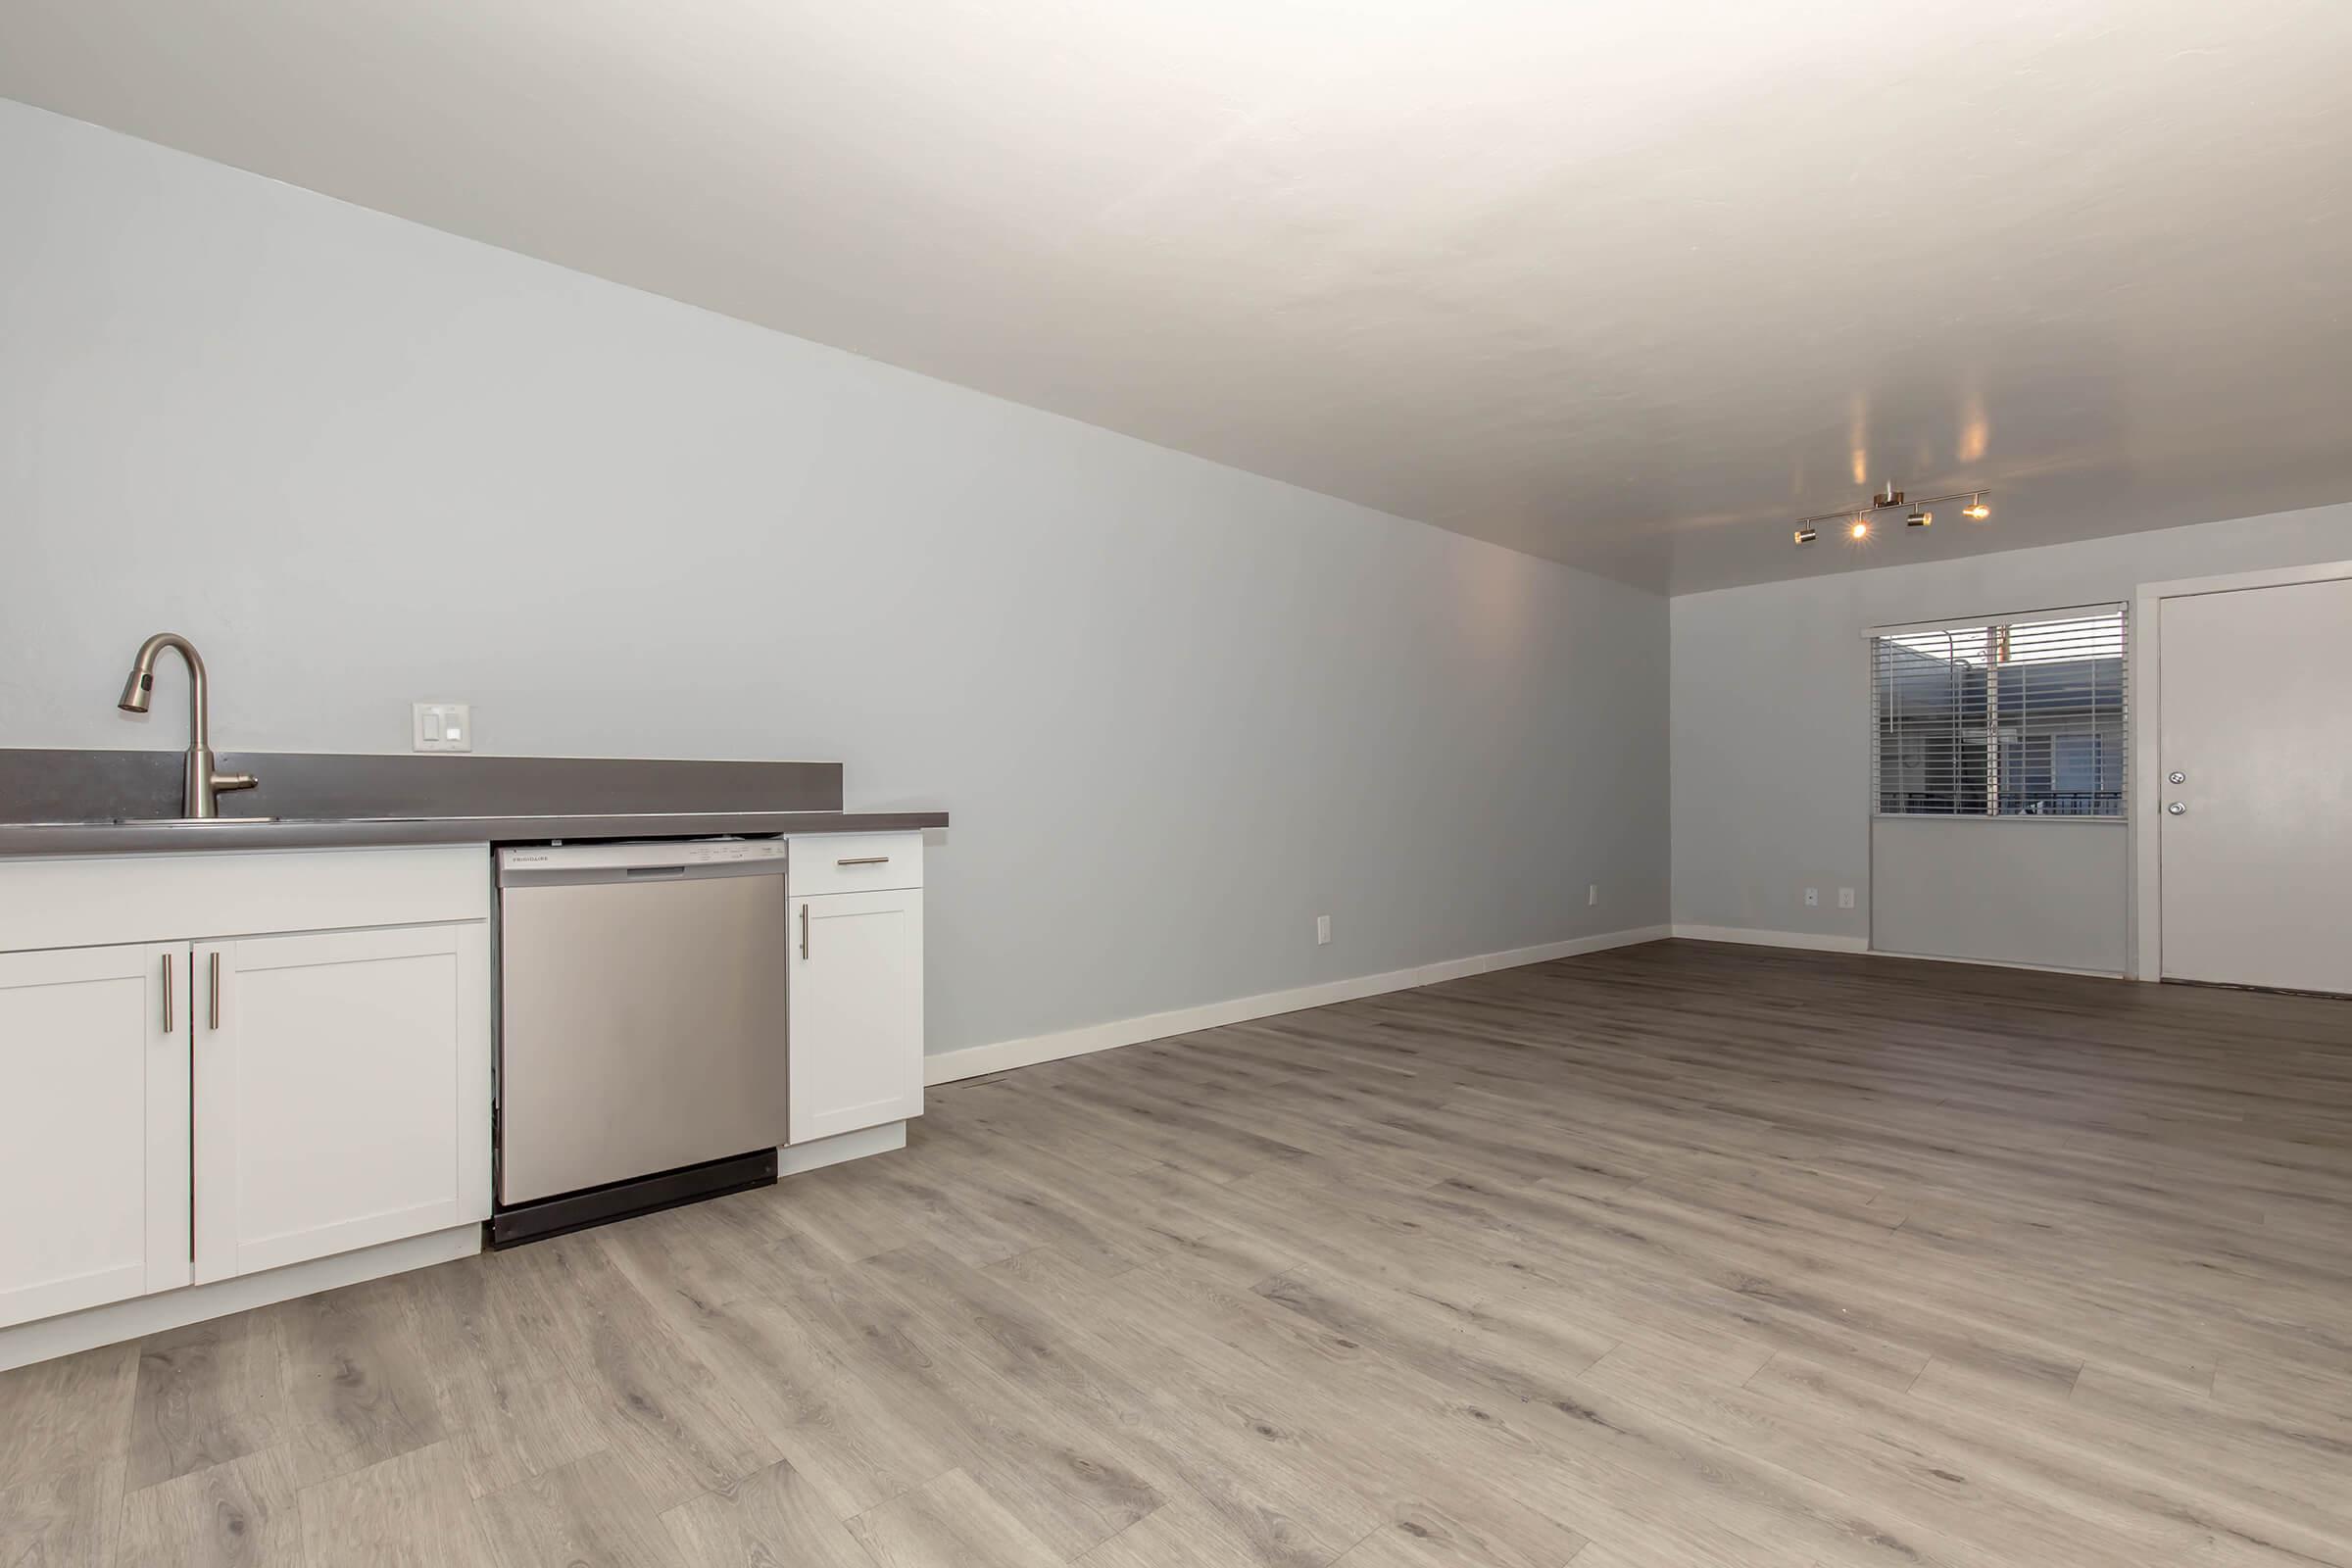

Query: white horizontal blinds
left=1874, top=625, right=1993, bottom=815
left=1872, top=607, right=2127, bottom=818
left=1996, top=612, right=2128, bottom=816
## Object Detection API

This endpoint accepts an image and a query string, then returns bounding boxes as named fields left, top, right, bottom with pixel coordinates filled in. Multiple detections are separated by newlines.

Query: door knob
left=2167, top=802, right=2186, bottom=815
left=2168, top=771, right=2185, bottom=785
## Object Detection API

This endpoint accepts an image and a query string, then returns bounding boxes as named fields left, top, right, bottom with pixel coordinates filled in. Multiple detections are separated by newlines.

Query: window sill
left=1873, top=813, right=2128, bottom=824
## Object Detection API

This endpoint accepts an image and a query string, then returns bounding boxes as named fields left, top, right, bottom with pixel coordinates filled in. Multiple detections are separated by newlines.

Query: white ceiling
left=5, top=1, right=2349, bottom=592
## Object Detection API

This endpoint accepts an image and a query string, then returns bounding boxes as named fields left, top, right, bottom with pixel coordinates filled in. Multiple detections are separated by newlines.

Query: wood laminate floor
left=7, top=939, right=2351, bottom=1567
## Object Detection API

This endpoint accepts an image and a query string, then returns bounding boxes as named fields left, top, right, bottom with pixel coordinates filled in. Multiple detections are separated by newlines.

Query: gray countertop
left=0, top=808, right=950, bottom=858
left=0, top=749, right=946, bottom=857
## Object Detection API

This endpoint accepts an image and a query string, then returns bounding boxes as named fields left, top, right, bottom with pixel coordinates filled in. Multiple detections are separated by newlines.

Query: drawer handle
left=162, top=953, right=173, bottom=1033
left=801, top=902, right=810, bottom=959
left=209, top=952, right=221, bottom=1031
left=837, top=856, right=890, bottom=867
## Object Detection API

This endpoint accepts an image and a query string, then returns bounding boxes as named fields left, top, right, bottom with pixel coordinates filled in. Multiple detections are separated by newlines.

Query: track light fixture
left=1791, top=482, right=1990, bottom=547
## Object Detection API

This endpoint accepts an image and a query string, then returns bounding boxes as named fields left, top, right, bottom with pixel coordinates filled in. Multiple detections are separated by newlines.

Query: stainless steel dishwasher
left=491, top=838, right=790, bottom=1246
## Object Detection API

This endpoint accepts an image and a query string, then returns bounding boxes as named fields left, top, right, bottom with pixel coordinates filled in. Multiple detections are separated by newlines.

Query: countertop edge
left=0, top=809, right=951, bottom=858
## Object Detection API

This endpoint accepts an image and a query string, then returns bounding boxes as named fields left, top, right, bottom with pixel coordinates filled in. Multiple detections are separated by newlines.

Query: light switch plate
left=1588, top=884, right=1600, bottom=906
left=412, top=702, right=473, bottom=753
left=1315, top=914, right=1332, bottom=946
left=1803, top=886, right=1819, bottom=907
left=1838, top=887, right=1856, bottom=909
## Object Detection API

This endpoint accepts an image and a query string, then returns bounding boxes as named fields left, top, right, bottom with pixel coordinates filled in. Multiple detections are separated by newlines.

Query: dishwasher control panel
left=498, top=838, right=789, bottom=873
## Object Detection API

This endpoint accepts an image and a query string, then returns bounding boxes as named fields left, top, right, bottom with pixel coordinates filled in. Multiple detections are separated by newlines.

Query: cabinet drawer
left=0, top=845, right=489, bottom=953
left=789, top=833, right=922, bottom=897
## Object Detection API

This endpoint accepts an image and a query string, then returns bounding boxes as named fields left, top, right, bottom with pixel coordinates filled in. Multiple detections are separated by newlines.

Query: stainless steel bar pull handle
left=801, top=903, right=810, bottom=959
left=837, top=856, right=889, bottom=866
left=163, top=953, right=173, bottom=1032
left=209, top=952, right=221, bottom=1030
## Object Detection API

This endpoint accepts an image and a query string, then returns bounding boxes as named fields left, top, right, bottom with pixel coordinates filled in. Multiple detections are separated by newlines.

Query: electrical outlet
left=1838, top=887, right=1856, bottom=909
left=412, top=702, right=473, bottom=753
left=1588, top=884, right=1600, bottom=906
left=1803, top=886, right=1819, bottom=908
left=1315, top=914, right=1331, bottom=946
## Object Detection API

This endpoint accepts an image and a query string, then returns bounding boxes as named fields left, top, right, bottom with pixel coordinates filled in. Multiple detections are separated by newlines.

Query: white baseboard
left=1670, top=923, right=1871, bottom=954
left=1866, top=946, right=2124, bottom=979
left=0, top=1223, right=479, bottom=1373
left=777, top=1120, right=906, bottom=1175
left=924, top=923, right=1672, bottom=1087
left=1668, top=925, right=2121, bottom=975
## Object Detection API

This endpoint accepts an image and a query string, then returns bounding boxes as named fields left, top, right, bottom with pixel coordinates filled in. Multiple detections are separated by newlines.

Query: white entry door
left=2158, top=575, right=2352, bottom=992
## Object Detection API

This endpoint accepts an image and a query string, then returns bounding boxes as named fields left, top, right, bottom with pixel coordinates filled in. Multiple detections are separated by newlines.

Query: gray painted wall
left=1672, top=503, right=2352, bottom=955
left=1870, top=819, right=2128, bottom=973
left=0, top=100, right=1670, bottom=1057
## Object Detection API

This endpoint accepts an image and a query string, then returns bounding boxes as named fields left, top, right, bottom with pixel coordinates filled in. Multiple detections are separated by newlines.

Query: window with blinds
left=1871, top=607, right=2128, bottom=818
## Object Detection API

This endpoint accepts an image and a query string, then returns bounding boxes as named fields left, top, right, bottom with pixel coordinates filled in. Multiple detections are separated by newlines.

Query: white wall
left=1672, top=503, right=2352, bottom=959
left=0, top=101, right=1670, bottom=1058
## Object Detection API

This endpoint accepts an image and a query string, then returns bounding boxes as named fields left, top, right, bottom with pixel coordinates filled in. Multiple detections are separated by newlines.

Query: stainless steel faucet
left=116, top=632, right=260, bottom=818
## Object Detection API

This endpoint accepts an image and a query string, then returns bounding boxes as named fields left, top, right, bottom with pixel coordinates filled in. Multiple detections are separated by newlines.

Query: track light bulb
left=1794, top=527, right=1817, bottom=545
left=1963, top=497, right=1990, bottom=519
left=1907, top=507, right=1931, bottom=527
left=1849, top=518, right=1870, bottom=540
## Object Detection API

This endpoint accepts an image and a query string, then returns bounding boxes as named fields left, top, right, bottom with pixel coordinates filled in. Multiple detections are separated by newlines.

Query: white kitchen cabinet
left=0, top=845, right=491, bottom=1354
left=788, top=885, right=924, bottom=1143
left=193, top=923, right=490, bottom=1282
left=0, top=943, right=190, bottom=1330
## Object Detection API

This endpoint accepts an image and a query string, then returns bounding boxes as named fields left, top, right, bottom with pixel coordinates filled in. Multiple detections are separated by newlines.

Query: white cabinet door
left=0, top=943, right=189, bottom=1328
left=194, top=922, right=489, bottom=1282
left=789, top=888, right=924, bottom=1144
